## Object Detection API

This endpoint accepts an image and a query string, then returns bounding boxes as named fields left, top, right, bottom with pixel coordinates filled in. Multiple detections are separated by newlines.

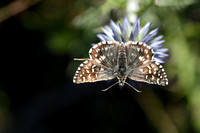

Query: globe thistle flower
left=97, top=17, right=168, bottom=63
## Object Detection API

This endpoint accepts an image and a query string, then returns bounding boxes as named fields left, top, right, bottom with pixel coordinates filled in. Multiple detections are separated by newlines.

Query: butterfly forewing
left=73, top=42, right=119, bottom=84
left=89, top=41, right=119, bottom=68
left=125, top=41, right=154, bottom=68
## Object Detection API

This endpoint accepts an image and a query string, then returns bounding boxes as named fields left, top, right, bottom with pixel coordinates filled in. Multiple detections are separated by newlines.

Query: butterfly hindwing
left=73, top=59, right=116, bottom=84
left=128, top=60, right=168, bottom=86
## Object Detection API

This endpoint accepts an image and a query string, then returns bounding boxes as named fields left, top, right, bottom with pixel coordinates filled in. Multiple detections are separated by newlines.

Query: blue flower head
left=97, top=17, right=168, bottom=63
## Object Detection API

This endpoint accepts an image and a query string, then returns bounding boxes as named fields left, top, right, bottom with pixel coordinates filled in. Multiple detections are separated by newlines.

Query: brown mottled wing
left=73, top=41, right=119, bottom=83
left=89, top=41, right=119, bottom=68
left=73, top=59, right=116, bottom=83
left=126, top=42, right=168, bottom=86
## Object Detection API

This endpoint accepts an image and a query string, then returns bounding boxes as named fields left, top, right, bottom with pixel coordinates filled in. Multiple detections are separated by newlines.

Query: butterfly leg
left=125, top=82, right=142, bottom=93
left=102, top=82, right=118, bottom=91
left=74, top=58, right=90, bottom=61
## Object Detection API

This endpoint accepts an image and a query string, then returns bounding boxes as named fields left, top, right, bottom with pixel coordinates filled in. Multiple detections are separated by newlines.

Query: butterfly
left=73, top=41, right=168, bottom=92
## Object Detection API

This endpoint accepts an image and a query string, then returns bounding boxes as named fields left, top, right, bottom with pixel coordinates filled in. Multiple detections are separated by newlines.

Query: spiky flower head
left=97, top=17, right=168, bottom=63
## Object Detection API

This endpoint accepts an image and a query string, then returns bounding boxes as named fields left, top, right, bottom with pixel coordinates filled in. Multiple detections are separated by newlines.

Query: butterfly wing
left=73, top=41, right=119, bottom=83
left=73, top=59, right=116, bottom=83
left=89, top=41, right=119, bottom=68
left=125, top=42, right=168, bottom=86
left=125, top=42, right=153, bottom=68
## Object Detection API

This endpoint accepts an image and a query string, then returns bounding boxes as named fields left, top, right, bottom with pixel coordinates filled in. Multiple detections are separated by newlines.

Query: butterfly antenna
left=74, top=58, right=89, bottom=61
left=102, top=82, right=118, bottom=91
left=125, top=82, right=142, bottom=93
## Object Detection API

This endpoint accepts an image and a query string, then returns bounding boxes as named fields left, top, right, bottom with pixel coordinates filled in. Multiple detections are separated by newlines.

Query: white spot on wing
left=139, top=56, right=144, bottom=61
left=147, top=45, right=151, bottom=49
left=145, top=49, right=148, bottom=54
left=100, top=68, right=104, bottom=71
left=96, top=59, right=101, bottom=64
left=157, top=78, right=160, bottom=84
left=84, top=60, right=88, bottom=64
left=143, top=60, right=148, bottom=64
left=101, top=55, right=106, bottom=60
left=137, top=47, right=140, bottom=52
left=107, top=41, right=113, bottom=44
left=151, top=75, right=154, bottom=80
left=142, top=43, right=147, bottom=47
left=93, top=44, right=98, bottom=48
left=155, top=62, right=160, bottom=65
left=96, top=48, right=100, bottom=53
left=89, top=48, right=92, bottom=54
left=149, top=70, right=151, bottom=74
left=83, top=77, right=85, bottom=82
left=147, top=65, right=151, bottom=69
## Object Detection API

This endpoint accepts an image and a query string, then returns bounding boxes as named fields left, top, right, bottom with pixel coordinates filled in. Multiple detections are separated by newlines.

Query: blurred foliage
left=1, top=0, right=200, bottom=133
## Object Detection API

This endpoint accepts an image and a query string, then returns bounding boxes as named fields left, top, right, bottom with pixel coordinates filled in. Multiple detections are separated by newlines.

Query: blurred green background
left=0, top=0, right=200, bottom=133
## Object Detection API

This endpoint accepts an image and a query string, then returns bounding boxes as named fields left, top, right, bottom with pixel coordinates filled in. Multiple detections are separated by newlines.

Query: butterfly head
left=117, top=76, right=126, bottom=87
